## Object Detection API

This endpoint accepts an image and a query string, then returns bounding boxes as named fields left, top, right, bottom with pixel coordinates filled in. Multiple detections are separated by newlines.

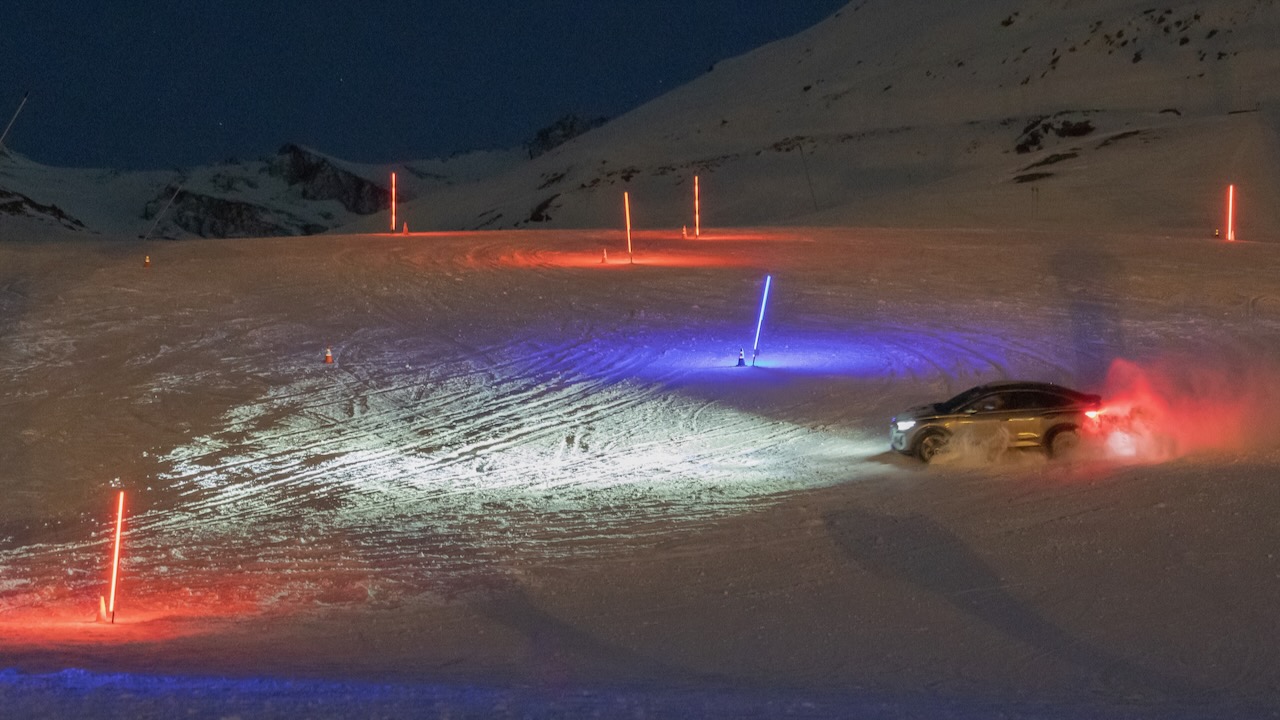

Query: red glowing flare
left=391, top=172, right=397, bottom=233
left=1226, top=184, right=1235, bottom=241
left=108, top=491, right=124, bottom=622
left=624, top=191, right=633, bottom=263
left=694, top=175, right=701, bottom=238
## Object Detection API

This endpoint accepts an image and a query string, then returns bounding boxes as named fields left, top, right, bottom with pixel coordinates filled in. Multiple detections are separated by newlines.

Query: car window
left=1004, top=391, right=1077, bottom=410
left=1005, top=391, right=1044, bottom=410
left=963, top=392, right=1007, bottom=413
left=1040, top=392, right=1078, bottom=408
left=940, top=386, right=989, bottom=412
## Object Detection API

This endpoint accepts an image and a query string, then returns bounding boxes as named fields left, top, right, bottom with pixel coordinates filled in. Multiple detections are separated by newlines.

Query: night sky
left=1, top=1, right=847, bottom=170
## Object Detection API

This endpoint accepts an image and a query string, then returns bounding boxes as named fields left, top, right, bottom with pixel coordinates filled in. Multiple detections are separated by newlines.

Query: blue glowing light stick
left=752, top=274, right=772, bottom=366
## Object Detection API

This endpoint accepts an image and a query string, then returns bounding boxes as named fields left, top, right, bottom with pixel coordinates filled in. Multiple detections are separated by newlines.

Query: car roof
left=969, top=381, right=1092, bottom=397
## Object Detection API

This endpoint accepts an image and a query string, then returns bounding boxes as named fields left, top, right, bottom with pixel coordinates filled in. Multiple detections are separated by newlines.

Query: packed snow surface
left=1, top=224, right=1279, bottom=717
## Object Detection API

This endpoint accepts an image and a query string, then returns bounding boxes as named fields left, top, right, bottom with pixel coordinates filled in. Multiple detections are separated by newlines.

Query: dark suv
left=890, top=381, right=1102, bottom=462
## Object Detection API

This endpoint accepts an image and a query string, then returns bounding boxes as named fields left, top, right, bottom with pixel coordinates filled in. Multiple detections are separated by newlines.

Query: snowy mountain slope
left=0, top=144, right=525, bottom=238
left=363, top=0, right=1279, bottom=236
left=3, top=0, right=1272, bottom=240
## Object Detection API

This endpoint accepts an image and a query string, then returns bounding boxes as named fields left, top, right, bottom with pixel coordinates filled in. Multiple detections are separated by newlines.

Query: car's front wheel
left=915, top=430, right=949, bottom=463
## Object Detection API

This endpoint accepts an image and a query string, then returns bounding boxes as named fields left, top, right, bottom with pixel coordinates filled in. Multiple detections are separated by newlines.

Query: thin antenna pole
left=142, top=183, right=184, bottom=240
left=798, top=142, right=818, bottom=212
left=0, top=91, right=30, bottom=151
left=694, top=175, right=701, bottom=238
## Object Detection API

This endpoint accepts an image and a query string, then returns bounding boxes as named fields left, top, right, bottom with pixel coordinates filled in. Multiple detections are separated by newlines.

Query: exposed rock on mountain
left=269, top=144, right=390, bottom=215
left=145, top=184, right=327, bottom=239
left=0, top=188, right=86, bottom=232
left=526, top=114, right=608, bottom=159
left=134, top=145, right=392, bottom=238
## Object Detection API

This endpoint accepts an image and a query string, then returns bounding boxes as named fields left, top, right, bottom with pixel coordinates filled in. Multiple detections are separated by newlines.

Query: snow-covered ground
left=2, top=220, right=1279, bottom=717
left=2, top=0, right=1279, bottom=716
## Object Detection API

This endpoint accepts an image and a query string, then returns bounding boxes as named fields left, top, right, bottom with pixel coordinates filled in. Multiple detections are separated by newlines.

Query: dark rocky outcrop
left=269, top=144, right=390, bottom=215
left=149, top=187, right=326, bottom=238
left=0, top=188, right=86, bottom=231
left=525, top=114, right=607, bottom=159
left=1015, top=113, right=1097, bottom=153
left=524, top=193, right=560, bottom=224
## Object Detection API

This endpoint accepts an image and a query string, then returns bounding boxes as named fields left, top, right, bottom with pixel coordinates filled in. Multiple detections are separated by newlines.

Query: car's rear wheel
left=1048, top=427, right=1080, bottom=459
left=916, top=430, right=949, bottom=463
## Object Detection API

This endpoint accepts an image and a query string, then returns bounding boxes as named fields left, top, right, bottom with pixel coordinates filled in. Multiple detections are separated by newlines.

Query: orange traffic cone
left=601, top=248, right=608, bottom=263
left=324, top=347, right=334, bottom=364
left=403, top=222, right=409, bottom=235
left=97, top=595, right=108, bottom=623
left=144, top=255, right=150, bottom=268
left=682, top=225, right=688, bottom=239
left=736, top=348, right=746, bottom=367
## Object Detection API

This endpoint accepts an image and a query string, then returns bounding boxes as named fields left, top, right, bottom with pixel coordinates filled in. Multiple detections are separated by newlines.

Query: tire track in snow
left=128, top=315, right=826, bottom=596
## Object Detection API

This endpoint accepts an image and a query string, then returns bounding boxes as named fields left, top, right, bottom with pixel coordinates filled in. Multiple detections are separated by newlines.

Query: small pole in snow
left=391, top=171, right=397, bottom=232
left=1226, top=184, right=1236, bottom=242
left=107, top=491, right=125, bottom=624
left=624, top=191, right=633, bottom=264
left=797, top=142, right=818, bottom=213
left=0, top=91, right=29, bottom=152
left=752, top=275, right=772, bottom=367
left=142, top=183, right=184, bottom=240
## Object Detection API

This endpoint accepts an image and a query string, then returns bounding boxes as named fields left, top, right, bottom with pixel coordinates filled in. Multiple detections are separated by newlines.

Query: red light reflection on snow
left=496, top=250, right=755, bottom=269
left=1095, top=357, right=1280, bottom=461
left=0, top=594, right=260, bottom=647
left=687, top=231, right=796, bottom=242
